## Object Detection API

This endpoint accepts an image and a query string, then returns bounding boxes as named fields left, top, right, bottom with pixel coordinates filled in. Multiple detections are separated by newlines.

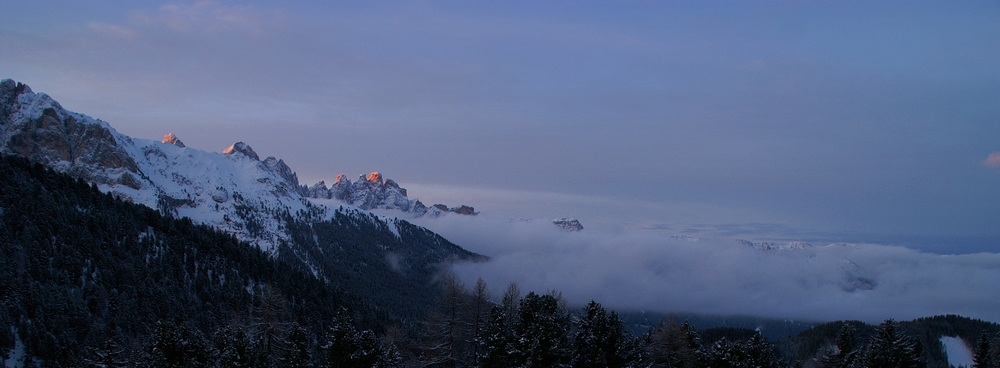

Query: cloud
left=985, top=152, right=1000, bottom=168
left=127, top=0, right=288, bottom=35
left=412, top=214, right=1000, bottom=324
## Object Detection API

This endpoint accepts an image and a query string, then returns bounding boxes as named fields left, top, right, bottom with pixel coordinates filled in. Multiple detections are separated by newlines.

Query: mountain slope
left=0, top=78, right=484, bottom=323
left=0, top=153, right=384, bottom=366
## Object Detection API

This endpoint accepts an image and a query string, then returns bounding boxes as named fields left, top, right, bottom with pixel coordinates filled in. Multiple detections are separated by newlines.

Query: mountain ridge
left=0, top=78, right=485, bottom=323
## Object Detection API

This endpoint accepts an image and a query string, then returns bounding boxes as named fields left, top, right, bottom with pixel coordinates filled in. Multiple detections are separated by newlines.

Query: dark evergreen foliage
left=281, top=203, right=485, bottom=323
left=0, top=154, right=378, bottom=365
left=706, top=333, right=784, bottom=368
left=648, top=319, right=704, bottom=368
left=863, top=319, right=925, bottom=368
left=572, top=300, right=645, bottom=368
left=818, top=324, right=861, bottom=368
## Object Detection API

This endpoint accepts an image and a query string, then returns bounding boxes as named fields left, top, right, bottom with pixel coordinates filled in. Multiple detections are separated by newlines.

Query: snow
left=4, top=327, right=25, bottom=368
left=940, top=336, right=974, bottom=368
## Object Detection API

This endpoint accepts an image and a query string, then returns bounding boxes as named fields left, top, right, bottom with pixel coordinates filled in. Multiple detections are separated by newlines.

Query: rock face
left=552, top=218, right=584, bottom=231
left=738, top=239, right=812, bottom=251
left=162, top=132, right=185, bottom=147
left=307, top=171, right=427, bottom=214
left=435, top=204, right=477, bottom=215
left=0, top=79, right=141, bottom=189
left=223, top=141, right=260, bottom=161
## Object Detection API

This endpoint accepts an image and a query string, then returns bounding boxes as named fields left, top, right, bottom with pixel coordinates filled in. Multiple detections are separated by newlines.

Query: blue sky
left=2, top=1, right=999, bottom=253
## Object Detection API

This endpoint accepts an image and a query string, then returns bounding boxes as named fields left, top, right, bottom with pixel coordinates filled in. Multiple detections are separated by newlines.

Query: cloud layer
left=413, top=214, right=1000, bottom=324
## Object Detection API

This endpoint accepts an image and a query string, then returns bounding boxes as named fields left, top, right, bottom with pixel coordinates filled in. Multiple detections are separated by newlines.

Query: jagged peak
left=262, top=156, right=299, bottom=188
left=161, top=132, right=185, bottom=147
left=223, top=141, right=259, bottom=161
left=334, top=173, right=347, bottom=184
left=365, top=171, right=383, bottom=184
left=552, top=218, right=583, bottom=231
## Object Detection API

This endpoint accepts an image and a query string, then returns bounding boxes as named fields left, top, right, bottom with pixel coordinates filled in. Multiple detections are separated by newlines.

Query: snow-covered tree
left=649, top=320, right=703, bottom=368
left=820, top=324, right=861, bottom=368
left=283, top=323, right=311, bottom=368
left=515, top=292, right=573, bottom=368
left=863, top=319, right=924, bottom=368
left=973, top=333, right=995, bottom=368
left=572, top=300, right=645, bottom=368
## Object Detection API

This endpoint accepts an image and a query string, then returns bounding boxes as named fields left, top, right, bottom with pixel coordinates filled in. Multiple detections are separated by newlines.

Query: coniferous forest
left=2, top=152, right=1000, bottom=367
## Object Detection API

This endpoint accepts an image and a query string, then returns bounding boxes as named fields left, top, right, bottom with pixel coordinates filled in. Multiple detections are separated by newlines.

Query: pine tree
left=515, top=292, right=573, bottom=368
left=138, top=320, right=215, bottom=368
left=478, top=306, right=516, bottom=368
left=213, top=326, right=260, bottom=368
left=820, top=324, right=861, bottom=368
left=649, top=320, right=703, bottom=368
left=973, top=333, right=993, bottom=368
left=572, top=301, right=645, bottom=368
left=325, top=308, right=390, bottom=368
left=83, top=338, right=128, bottom=368
left=283, top=323, right=311, bottom=368
left=863, top=319, right=925, bottom=368
left=705, top=333, right=781, bottom=368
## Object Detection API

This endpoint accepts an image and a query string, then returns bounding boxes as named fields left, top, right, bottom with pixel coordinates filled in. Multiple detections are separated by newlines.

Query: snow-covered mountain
left=0, top=77, right=484, bottom=321
left=0, top=78, right=459, bottom=251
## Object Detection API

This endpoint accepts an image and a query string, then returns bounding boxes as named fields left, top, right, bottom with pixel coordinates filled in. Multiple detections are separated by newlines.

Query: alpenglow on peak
left=222, top=141, right=260, bottom=161
left=162, top=132, right=185, bottom=147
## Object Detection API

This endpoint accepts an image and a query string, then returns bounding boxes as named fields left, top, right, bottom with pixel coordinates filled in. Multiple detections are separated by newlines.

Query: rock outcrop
left=223, top=141, right=260, bottom=161
left=552, top=218, right=584, bottom=231
left=0, top=79, right=141, bottom=189
left=162, top=132, right=185, bottom=147
left=307, top=171, right=427, bottom=214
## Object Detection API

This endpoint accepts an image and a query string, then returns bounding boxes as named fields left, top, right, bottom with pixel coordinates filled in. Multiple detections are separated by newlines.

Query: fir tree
left=478, top=306, right=516, bottom=368
left=863, top=319, right=925, bottom=368
left=973, top=333, right=994, bottom=368
left=283, top=323, right=311, bottom=368
left=213, top=326, right=259, bottom=368
left=514, top=292, right=573, bottom=368
left=572, top=300, right=645, bottom=368
left=820, top=324, right=861, bottom=368
left=649, top=320, right=703, bottom=368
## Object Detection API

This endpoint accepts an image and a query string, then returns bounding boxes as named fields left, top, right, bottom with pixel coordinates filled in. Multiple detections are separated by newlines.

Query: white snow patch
left=4, top=327, right=25, bottom=368
left=387, top=218, right=400, bottom=238
left=940, top=336, right=974, bottom=368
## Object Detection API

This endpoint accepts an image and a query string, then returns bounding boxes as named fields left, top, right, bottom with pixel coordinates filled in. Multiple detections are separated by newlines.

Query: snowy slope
left=940, top=336, right=974, bottom=368
left=0, top=78, right=437, bottom=252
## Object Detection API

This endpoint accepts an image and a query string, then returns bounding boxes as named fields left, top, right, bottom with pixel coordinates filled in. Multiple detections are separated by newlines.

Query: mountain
left=0, top=78, right=484, bottom=322
left=0, top=153, right=380, bottom=366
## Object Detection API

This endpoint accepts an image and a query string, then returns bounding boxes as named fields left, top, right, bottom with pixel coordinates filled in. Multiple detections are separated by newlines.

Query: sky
left=2, top=0, right=999, bottom=253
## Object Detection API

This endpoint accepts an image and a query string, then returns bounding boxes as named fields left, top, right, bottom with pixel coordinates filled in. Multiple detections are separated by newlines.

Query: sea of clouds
left=411, top=213, right=1000, bottom=324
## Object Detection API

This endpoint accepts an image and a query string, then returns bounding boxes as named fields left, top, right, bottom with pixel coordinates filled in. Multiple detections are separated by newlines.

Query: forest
left=2, top=152, right=1000, bottom=368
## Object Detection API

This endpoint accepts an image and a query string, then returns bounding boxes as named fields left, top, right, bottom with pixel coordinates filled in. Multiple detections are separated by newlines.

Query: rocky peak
left=1, top=79, right=140, bottom=188
left=552, top=218, right=584, bottom=232
left=223, top=141, right=259, bottom=161
left=334, top=173, right=346, bottom=184
left=162, top=132, right=185, bottom=147
left=739, top=239, right=812, bottom=251
left=261, top=156, right=300, bottom=189
left=365, top=171, right=383, bottom=184
left=433, top=204, right=478, bottom=216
